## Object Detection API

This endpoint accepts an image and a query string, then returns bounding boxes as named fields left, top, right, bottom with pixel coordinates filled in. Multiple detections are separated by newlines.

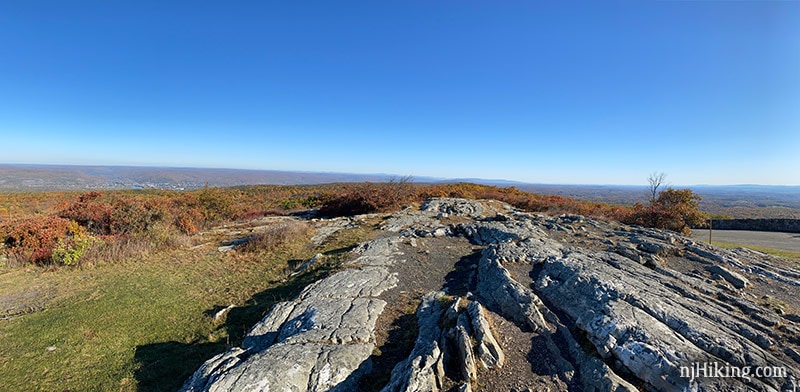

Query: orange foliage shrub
left=57, top=192, right=171, bottom=236
left=57, top=191, right=113, bottom=235
left=1, top=215, right=72, bottom=264
left=318, top=181, right=416, bottom=217
left=619, top=188, right=706, bottom=235
left=173, top=207, right=203, bottom=234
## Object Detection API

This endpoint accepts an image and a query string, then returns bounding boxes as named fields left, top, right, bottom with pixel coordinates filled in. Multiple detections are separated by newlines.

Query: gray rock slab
left=421, top=198, right=487, bottom=218
left=457, top=220, right=545, bottom=245
left=299, top=267, right=397, bottom=299
left=455, top=325, right=477, bottom=382
left=183, top=262, right=395, bottom=391
left=381, top=211, right=440, bottom=233
left=350, top=236, right=405, bottom=266
left=188, top=342, right=373, bottom=392
left=467, top=301, right=504, bottom=369
left=707, top=264, right=750, bottom=289
left=535, top=250, right=795, bottom=391
left=381, top=291, right=447, bottom=392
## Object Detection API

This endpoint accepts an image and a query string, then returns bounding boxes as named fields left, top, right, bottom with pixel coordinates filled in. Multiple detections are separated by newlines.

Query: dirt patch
left=359, top=234, right=482, bottom=391
left=475, top=314, right=569, bottom=392
left=0, top=284, right=55, bottom=320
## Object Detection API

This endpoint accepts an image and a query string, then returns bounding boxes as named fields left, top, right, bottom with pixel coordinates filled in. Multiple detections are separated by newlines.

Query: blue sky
left=1, top=1, right=798, bottom=185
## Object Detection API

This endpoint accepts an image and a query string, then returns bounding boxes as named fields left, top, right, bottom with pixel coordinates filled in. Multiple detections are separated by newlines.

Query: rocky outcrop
left=460, top=212, right=799, bottom=391
left=381, top=292, right=506, bottom=392
left=380, top=292, right=447, bottom=392
left=466, top=301, right=504, bottom=370
left=180, top=236, right=400, bottom=392
left=183, top=198, right=800, bottom=391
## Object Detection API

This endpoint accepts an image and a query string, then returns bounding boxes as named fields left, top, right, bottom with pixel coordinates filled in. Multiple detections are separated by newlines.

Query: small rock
left=290, top=253, right=323, bottom=276
left=432, top=227, right=448, bottom=237
left=706, top=265, right=749, bottom=289
left=213, top=305, right=235, bottom=323
left=217, top=245, right=235, bottom=252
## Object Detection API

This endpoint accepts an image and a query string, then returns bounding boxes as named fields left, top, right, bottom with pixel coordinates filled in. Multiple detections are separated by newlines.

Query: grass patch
left=709, top=241, right=800, bottom=262
left=0, top=222, right=376, bottom=392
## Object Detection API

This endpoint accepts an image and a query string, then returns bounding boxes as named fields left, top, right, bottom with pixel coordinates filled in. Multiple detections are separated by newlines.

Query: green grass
left=709, top=241, right=800, bottom=262
left=0, top=222, right=376, bottom=392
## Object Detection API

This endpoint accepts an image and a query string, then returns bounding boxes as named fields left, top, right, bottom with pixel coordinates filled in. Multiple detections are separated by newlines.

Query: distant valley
left=1, top=164, right=798, bottom=218
left=0, top=164, right=424, bottom=191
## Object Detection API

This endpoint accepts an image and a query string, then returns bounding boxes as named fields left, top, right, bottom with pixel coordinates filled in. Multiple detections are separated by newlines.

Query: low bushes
left=1, top=215, right=73, bottom=264
left=318, top=180, right=416, bottom=217
left=51, top=221, right=98, bottom=265
left=0, top=185, right=324, bottom=266
left=317, top=181, right=630, bottom=220
left=619, top=188, right=706, bottom=235
left=2, top=191, right=199, bottom=266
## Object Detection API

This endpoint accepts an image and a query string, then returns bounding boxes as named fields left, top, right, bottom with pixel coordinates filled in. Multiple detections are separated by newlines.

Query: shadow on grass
left=133, top=245, right=355, bottom=392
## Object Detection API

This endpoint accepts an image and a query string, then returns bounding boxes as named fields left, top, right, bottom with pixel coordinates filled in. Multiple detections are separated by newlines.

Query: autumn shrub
left=1, top=215, right=72, bottom=264
left=620, top=188, right=706, bottom=235
left=57, top=191, right=114, bottom=235
left=51, top=221, right=99, bottom=265
left=318, top=180, right=417, bottom=218
left=57, top=192, right=176, bottom=236
left=197, top=186, right=235, bottom=223
left=110, top=197, right=169, bottom=235
left=278, top=195, right=321, bottom=211
left=173, top=207, right=203, bottom=234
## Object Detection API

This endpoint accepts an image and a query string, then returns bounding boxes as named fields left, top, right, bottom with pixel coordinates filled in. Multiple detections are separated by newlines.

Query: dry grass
left=710, top=240, right=800, bottom=262
left=238, top=221, right=313, bottom=254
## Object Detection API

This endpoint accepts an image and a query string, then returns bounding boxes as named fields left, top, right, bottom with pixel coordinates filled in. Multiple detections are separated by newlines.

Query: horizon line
left=1, top=162, right=798, bottom=188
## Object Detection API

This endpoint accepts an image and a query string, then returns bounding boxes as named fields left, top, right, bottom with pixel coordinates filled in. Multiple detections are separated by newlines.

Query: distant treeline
left=705, top=219, right=800, bottom=234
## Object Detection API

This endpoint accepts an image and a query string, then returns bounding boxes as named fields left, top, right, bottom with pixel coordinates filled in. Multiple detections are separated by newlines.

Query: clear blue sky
left=1, top=1, right=798, bottom=185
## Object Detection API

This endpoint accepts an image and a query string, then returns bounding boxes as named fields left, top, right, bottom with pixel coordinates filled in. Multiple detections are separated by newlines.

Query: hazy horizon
left=2, top=162, right=799, bottom=188
left=2, top=2, right=798, bottom=185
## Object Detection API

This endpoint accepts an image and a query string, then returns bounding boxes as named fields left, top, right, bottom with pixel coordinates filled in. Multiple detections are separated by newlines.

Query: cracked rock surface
left=182, top=198, right=800, bottom=391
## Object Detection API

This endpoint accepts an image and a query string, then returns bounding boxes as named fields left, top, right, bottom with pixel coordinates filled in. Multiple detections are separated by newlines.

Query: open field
left=692, top=229, right=800, bottom=253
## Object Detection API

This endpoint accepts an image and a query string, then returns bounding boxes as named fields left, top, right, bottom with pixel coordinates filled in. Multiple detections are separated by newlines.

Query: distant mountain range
left=1, top=164, right=798, bottom=218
